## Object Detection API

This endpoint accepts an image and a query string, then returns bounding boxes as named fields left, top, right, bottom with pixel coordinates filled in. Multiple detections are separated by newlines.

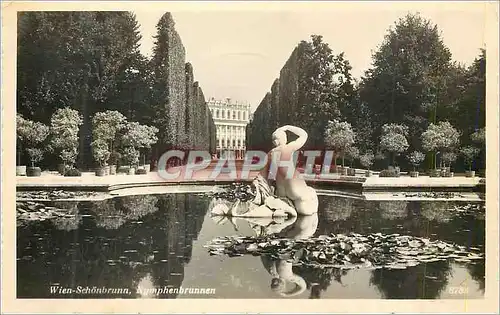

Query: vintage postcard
left=1, top=1, right=499, bottom=314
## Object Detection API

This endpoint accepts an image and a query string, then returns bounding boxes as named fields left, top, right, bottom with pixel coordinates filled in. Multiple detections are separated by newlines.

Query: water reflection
left=16, top=192, right=485, bottom=299
left=261, top=214, right=318, bottom=297
left=17, top=194, right=207, bottom=298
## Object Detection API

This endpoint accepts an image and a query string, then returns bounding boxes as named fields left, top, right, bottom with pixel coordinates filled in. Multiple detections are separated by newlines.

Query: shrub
left=379, top=169, right=399, bottom=177
left=460, top=146, right=480, bottom=171
left=407, top=151, right=425, bottom=171
left=359, top=151, right=375, bottom=170
left=117, top=166, right=130, bottom=174
left=50, top=107, right=82, bottom=168
left=64, top=168, right=82, bottom=177
left=135, top=168, right=147, bottom=175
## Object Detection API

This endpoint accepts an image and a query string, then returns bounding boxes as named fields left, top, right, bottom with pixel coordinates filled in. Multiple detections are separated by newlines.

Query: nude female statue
left=261, top=125, right=319, bottom=216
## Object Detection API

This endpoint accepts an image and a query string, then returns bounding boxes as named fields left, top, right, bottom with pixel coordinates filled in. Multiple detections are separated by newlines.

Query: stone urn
left=347, top=168, right=356, bottom=176
left=128, top=167, right=136, bottom=175
left=409, top=171, right=419, bottom=178
left=109, top=165, right=117, bottom=175
left=26, top=167, right=41, bottom=177
left=16, top=165, right=27, bottom=176
left=144, top=164, right=151, bottom=172
left=104, top=165, right=111, bottom=176
left=365, top=170, right=371, bottom=177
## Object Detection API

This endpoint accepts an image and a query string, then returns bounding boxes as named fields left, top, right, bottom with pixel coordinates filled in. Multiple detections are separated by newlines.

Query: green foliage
left=16, top=114, right=30, bottom=141
left=121, top=146, right=140, bottom=166
left=379, top=123, right=409, bottom=166
left=91, top=139, right=110, bottom=167
left=64, top=168, right=82, bottom=177
left=345, top=146, right=360, bottom=167
left=17, top=12, right=145, bottom=120
left=359, top=151, right=375, bottom=169
left=407, top=151, right=425, bottom=170
left=379, top=169, right=399, bottom=178
left=92, top=110, right=126, bottom=147
left=358, top=13, right=454, bottom=155
left=421, top=121, right=460, bottom=168
left=23, top=119, right=50, bottom=147
left=291, top=35, right=355, bottom=148
left=119, top=122, right=159, bottom=150
left=21, top=118, right=49, bottom=167
left=460, top=146, right=480, bottom=170
left=441, top=152, right=457, bottom=167
left=26, top=148, right=44, bottom=166
left=324, top=119, right=356, bottom=167
left=50, top=107, right=82, bottom=167
left=470, top=128, right=485, bottom=144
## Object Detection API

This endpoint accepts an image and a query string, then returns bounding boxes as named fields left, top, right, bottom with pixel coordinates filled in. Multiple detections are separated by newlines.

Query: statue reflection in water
left=260, top=214, right=319, bottom=297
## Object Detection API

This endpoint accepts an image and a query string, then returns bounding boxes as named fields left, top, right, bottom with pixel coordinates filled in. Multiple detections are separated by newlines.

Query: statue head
left=272, top=130, right=287, bottom=147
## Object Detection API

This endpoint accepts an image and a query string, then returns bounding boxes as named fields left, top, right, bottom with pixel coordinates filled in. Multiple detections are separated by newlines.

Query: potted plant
left=421, top=121, right=460, bottom=178
left=23, top=119, right=49, bottom=177
left=16, top=114, right=29, bottom=176
left=324, top=119, right=355, bottom=176
left=108, top=151, right=121, bottom=175
left=460, top=146, right=480, bottom=177
left=26, top=148, right=44, bottom=176
left=92, top=111, right=126, bottom=175
left=379, top=123, right=409, bottom=175
left=345, top=146, right=359, bottom=176
left=440, top=151, right=457, bottom=177
left=359, top=151, right=374, bottom=177
left=122, top=146, right=139, bottom=175
left=50, top=108, right=83, bottom=175
left=407, top=151, right=425, bottom=178
left=92, top=139, right=110, bottom=176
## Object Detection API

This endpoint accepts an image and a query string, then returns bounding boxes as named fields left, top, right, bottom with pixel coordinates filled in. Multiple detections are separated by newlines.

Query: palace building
left=207, top=97, right=251, bottom=160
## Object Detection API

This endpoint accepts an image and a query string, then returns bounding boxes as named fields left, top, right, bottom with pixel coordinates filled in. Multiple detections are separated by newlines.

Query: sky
left=133, top=2, right=487, bottom=111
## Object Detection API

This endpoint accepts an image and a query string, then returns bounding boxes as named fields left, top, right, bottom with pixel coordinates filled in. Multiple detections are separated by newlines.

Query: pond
left=16, top=190, right=485, bottom=299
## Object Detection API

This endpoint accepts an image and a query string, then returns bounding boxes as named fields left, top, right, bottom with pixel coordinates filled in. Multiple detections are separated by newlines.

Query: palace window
left=232, top=139, right=236, bottom=147
left=216, top=110, right=219, bottom=118
left=238, top=111, right=241, bottom=120
left=232, top=111, right=236, bottom=119
left=222, top=111, right=225, bottom=119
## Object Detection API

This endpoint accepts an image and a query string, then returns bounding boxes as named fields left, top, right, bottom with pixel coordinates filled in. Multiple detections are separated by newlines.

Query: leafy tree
left=26, top=148, right=44, bottom=168
left=91, top=139, right=110, bottom=167
left=119, top=122, right=159, bottom=166
left=460, top=146, right=480, bottom=171
left=324, top=119, right=356, bottom=167
left=50, top=107, right=83, bottom=169
left=22, top=119, right=50, bottom=167
left=471, top=127, right=485, bottom=145
left=16, top=114, right=29, bottom=165
left=92, top=110, right=127, bottom=154
left=421, top=121, right=460, bottom=169
left=17, top=12, right=146, bottom=168
left=345, top=146, right=360, bottom=168
left=358, top=13, right=453, bottom=154
left=407, top=151, right=425, bottom=171
left=441, top=151, right=457, bottom=168
left=359, top=151, right=375, bottom=170
left=294, top=35, right=355, bottom=149
left=379, top=123, right=409, bottom=167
